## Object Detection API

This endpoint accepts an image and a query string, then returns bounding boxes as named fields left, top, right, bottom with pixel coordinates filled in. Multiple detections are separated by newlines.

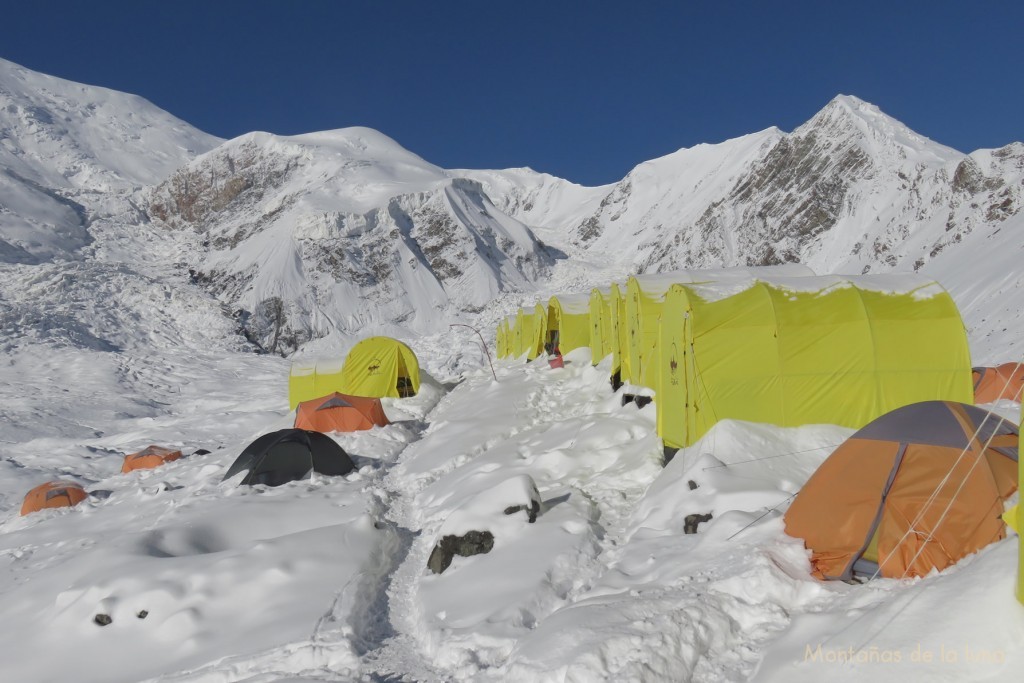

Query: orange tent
left=294, top=392, right=389, bottom=433
left=121, top=445, right=183, bottom=473
left=785, top=401, right=1018, bottom=580
left=21, top=481, right=88, bottom=516
left=973, top=362, right=1024, bottom=403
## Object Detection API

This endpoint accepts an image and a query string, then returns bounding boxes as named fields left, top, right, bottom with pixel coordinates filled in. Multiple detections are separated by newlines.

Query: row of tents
left=498, top=266, right=980, bottom=453
left=497, top=266, right=1023, bottom=585
left=21, top=336, right=424, bottom=516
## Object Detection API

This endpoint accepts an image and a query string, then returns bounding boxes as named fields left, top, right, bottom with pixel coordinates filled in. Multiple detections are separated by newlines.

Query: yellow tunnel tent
left=589, top=287, right=612, bottom=367
left=624, top=265, right=814, bottom=390
left=610, top=282, right=629, bottom=387
left=496, top=318, right=510, bottom=359
left=656, top=274, right=973, bottom=451
left=505, top=314, right=519, bottom=359
left=546, top=293, right=592, bottom=355
left=516, top=304, right=547, bottom=360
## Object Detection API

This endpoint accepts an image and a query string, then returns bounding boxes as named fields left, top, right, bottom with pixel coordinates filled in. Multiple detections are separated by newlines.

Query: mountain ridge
left=1, top=58, right=1021, bottom=361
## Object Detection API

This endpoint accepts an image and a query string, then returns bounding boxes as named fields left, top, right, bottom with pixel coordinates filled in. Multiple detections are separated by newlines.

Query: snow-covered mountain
left=147, top=129, right=558, bottom=353
left=557, top=95, right=1022, bottom=286
left=2, top=59, right=1024, bottom=683
left=0, top=57, right=219, bottom=264
left=2, top=58, right=1022, bottom=362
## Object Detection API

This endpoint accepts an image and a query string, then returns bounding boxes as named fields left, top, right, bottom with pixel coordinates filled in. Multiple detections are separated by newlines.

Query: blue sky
left=2, top=1, right=1021, bottom=185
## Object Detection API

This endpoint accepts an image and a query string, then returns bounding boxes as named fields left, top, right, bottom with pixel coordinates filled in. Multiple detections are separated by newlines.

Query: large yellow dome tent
left=288, top=337, right=420, bottom=408
left=656, top=274, right=973, bottom=451
left=546, top=293, right=591, bottom=355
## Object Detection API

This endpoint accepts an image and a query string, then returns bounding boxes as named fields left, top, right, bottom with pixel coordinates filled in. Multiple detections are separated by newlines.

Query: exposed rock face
left=148, top=131, right=556, bottom=353
left=559, top=96, right=1023, bottom=281
left=427, top=530, right=496, bottom=575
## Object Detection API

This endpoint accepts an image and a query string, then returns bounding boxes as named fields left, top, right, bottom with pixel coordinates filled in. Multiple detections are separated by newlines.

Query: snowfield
left=0, top=339, right=1020, bottom=682
left=0, top=56, right=1022, bottom=681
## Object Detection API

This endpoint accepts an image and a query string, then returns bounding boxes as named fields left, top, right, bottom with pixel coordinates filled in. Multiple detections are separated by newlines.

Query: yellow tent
left=339, top=337, right=420, bottom=399
left=516, top=304, right=547, bottom=360
left=547, top=293, right=591, bottom=355
left=288, top=337, right=421, bottom=407
left=611, top=282, right=629, bottom=386
left=496, top=318, right=510, bottom=359
left=589, top=288, right=612, bottom=366
left=657, top=274, right=973, bottom=450
left=625, top=266, right=815, bottom=390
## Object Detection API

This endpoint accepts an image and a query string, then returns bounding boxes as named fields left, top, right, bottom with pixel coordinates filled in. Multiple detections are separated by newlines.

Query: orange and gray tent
left=224, top=428, right=356, bottom=487
left=973, top=362, right=1024, bottom=404
left=21, top=481, right=88, bottom=516
left=122, top=445, right=183, bottom=473
left=294, top=392, right=389, bottom=433
left=785, top=401, right=1018, bottom=581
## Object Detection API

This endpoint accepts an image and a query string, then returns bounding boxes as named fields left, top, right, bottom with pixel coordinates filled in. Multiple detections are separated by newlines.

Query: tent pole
left=450, top=324, right=498, bottom=382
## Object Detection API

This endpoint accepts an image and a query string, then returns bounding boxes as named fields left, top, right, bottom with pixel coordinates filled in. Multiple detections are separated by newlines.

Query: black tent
left=223, top=429, right=356, bottom=487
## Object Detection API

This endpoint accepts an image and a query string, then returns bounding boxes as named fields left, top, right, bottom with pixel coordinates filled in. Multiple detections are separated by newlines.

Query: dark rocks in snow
left=94, top=613, right=112, bottom=626
left=136, top=610, right=149, bottom=619
left=622, top=394, right=653, bottom=409
left=687, top=480, right=699, bottom=491
left=504, top=499, right=541, bottom=523
left=427, top=530, right=495, bottom=575
left=684, top=513, right=713, bottom=534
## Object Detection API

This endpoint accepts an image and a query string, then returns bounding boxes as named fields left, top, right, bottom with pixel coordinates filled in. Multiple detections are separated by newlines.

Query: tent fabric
left=496, top=318, right=510, bottom=359
left=289, top=338, right=420, bottom=408
left=610, top=283, right=629, bottom=381
left=294, top=392, right=390, bottom=433
left=588, top=288, right=612, bottom=366
left=624, top=266, right=816, bottom=390
left=121, top=445, right=183, bottom=473
left=784, top=401, right=1018, bottom=580
left=516, top=304, right=547, bottom=360
left=657, top=275, right=973, bottom=450
left=223, top=428, right=356, bottom=487
left=21, top=481, right=88, bottom=516
left=973, top=362, right=1024, bottom=403
left=547, top=293, right=591, bottom=355
left=339, top=337, right=420, bottom=399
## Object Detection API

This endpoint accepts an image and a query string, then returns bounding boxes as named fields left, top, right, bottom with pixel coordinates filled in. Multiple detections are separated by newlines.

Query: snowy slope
left=147, top=129, right=558, bottom=353
left=0, top=57, right=219, bottom=264
left=1, top=59, right=1023, bottom=683
left=564, top=96, right=1022, bottom=283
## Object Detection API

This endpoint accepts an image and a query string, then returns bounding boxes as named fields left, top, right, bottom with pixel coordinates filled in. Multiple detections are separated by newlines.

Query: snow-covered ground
left=1, top=56, right=1022, bottom=681
left=0, top=329, right=1020, bottom=681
